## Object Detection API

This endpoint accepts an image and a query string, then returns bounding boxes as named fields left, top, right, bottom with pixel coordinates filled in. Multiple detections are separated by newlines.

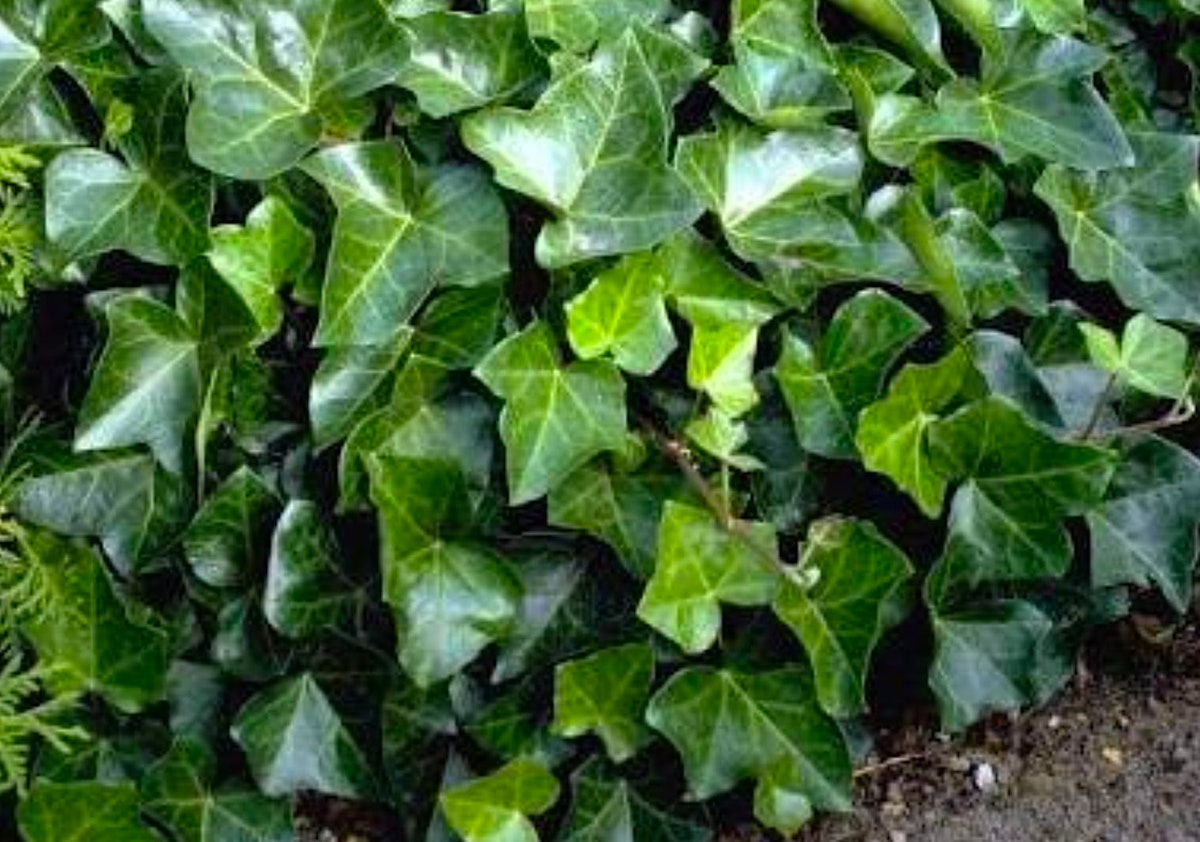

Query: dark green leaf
left=552, top=643, right=653, bottom=762
left=559, top=758, right=711, bottom=842
left=184, top=467, right=279, bottom=589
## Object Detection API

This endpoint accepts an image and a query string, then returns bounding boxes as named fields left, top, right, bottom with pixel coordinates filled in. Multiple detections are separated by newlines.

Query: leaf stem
left=1079, top=371, right=1118, bottom=440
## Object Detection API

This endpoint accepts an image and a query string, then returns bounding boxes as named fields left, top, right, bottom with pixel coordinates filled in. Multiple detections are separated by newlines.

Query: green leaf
left=928, top=598, right=1074, bottom=732
left=207, top=197, right=315, bottom=345
left=637, top=502, right=780, bottom=655
left=565, top=252, right=677, bottom=376
left=1082, top=314, right=1190, bottom=399
left=552, top=643, right=653, bottom=762
left=24, top=540, right=170, bottom=713
left=310, top=333, right=411, bottom=450
left=773, top=518, right=914, bottom=717
left=411, top=285, right=506, bottom=369
left=559, top=759, right=711, bottom=842
left=44, top=71, right=213, bottom=267
left=855, top=347, right=976, bottom=518
left=1089, top=437, right=1200, bottom=613
left=19, top=781, right=159, bottom=842
left=231, top=673, right=377, bottom=800
left=399, top=10, right=544, bottom=118
left=143, top=0, right=405, bottom=179
left=475, top=321, right=628, bottom=505
left=462, top=26, right=707, bottom=267
left=675, top=123, right=864, bottom=265
left=13, top=450, right=190, bottom=574
left=871, top=31, right=1133, bottom=170
left=685, top=406, right=765, bottom=471
left=1035, top=133, right=1200, bottom=324
left=75, top=296, right=200, bottom=473
left=776, top=289, right=928, bottom=459
left=646, top=666, right=851, bottom=834
left=368, top=455, right=520, bottom=686
left=302, top=140, right=509, bottom=347
left=142, top=738, right=293, bottom=842
left=184, top=467, right=280, bottom=589
left=1014, top=0, right=1087, bottom=34
left=827, top=0, right=948, bottom=71
left=439, top=758, right=561, bottom=842
left=263, top=500, right=359, bottom=639
left=524, top=0, right=670, bottom=52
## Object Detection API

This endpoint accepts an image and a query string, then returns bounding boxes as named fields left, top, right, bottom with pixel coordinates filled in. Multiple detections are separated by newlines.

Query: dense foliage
left=0, top=0, right=1198, bottom=838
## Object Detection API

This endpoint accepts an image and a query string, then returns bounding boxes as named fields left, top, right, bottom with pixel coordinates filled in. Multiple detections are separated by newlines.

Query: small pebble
left=1047, top=714, right=1062, bottom=729
left=889, top=832, right=908, bottom=842
left=972, top=762, right=998, bottom=793
left=1102, top=746, right=1125, bottom=767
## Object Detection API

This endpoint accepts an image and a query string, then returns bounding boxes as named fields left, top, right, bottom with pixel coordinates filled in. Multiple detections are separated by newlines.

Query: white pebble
left=972, top=761, right=998, bottom=793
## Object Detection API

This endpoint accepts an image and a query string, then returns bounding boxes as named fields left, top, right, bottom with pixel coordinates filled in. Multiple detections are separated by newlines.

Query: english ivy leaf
left=565, top=252, right=677, bottom=377
left=231, top=673, right=378, bottom=800
left=310, top=332, right=411, bottom=451
left=827, top=0, right=948, bottom=72
left=0, top=1, right=108, bottom=123
left=440, top=759, right=560, bottom=842
left=44, top=71, right=213, bottom=267
left=1035, top=132, right=1200, bottom=324
left=855, top=347, right=976, bottom=518
left=552, top=643, right=653, bottom=762
left=302, top=141, right=509, bottom=347
left=462, top=26, right=707, bottom=267
left=559, top=758, right=711, bottom=842
left=142, top=738, right=293, bottom=842
left=637, top=502, right=780, bottom=655
left=207, top=197, right=315, bottom=345
left=19, top=781, right=159, bottom=842
left=928, top=598, right=1074, bottom=732
left=773, top=518, right=914, bottom=718
left=871, top=31, right=1133, bottom=170
left=1014, top=0, right=1087, bottom=34
left=1089, top=437, right=1200, bottom=613
left=675, top=123, right=864, bottom=265
left=776, top=289, right=928, bottom=459
left=143, top=0, right=405, bottom=179
left=524, top=0, right=671, bottom=52
left=646, top=666, right=851, bottom=834
left=75, top=296, right=200, bottom=473
left=1082, top=314, right=1190, bottom=400
left=263, top=500, right=359, bottom=639
left=24, top=539, right=170, bottom=713
left=685, top=406, right=765, bottom=472
left=368, top=455, right=520, bottom=686
left=548, top=461, right=677, bottom=579
left=399, top=10, right=544, bottom=118
left=475, top=321, right=628, bottom=505
left=13, top=449, right=190, bottom=574
left=411, top=285, right=506, bottom=370
left=184, top=467, right=280, bottom=589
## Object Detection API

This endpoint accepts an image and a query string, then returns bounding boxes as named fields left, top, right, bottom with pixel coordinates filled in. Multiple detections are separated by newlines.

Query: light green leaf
left=142, top=738, right=293, bottom=842
left=1015, top=0, right=1086, bottom=34
left=263, top=500, right=359, bottom=639
left=559, top=758, right=711, bottom=842
left=143, top=0, right=405, bottom=179
left=1089, top=437, right=1200, bottom=613
left=207, top=197, right=314, bottom=345
left=524, top=0, right=670, bottom=52
left=75, top=296, right=200, bottom=473
left=399, top=10, right=544, bottom=118
left=184, top=467, right=280, bottom=589
left=302, top=141, right=509, bottom=347
left=646, top=667, right=852, bottom=834
left=552, top=643, right=653, bottom=762
left=24, top=540, right=170, bottom=713
left=855, top=347, right=976, bottom=518
left=231, top=673, right=377, bottom=800
left=462, top=26, right=707, bottom=267
left=1036, top=133, right=1200, bottom=324
left=637, top=502, right=780, bottom=655
left=871, top=31, right=1133, bottom=170
left=565, top=252, right=677, bottom=376
left=675, top=123, right=863, bottom=264
left=685, top=406, right=765, bottom=472
left=440, top=758, right=561, bottom=842
left=368, top=455, right=520, bottom=686
left=475, top=321, right=628, bottom=505
left=19, top=781, right=159, bottom=842
left=774, top=518, right=914, bottom=717
left=827, top=0, right=948, bottom=71
left=1082, top=314, right=1189, bottom=399
left=776, top=289, right=927, bottom=459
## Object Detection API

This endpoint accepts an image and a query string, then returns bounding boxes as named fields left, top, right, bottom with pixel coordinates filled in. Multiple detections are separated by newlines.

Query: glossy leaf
left=828, top=0, right=948, bottom=71
left=184, top=467, right=280, bottom=589
left=439, top=758, right=561, bottom=842
left=310, top=333, right=411, bottom=450
left=553, top=643, right=653, bottom=762
left=18, top=781, right=159, bottom=842
left=524, top=0, right=670, bottom=52
left=559, top=758, right=711, bottom=842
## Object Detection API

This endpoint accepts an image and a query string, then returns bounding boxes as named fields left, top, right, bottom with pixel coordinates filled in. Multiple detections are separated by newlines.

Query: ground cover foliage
left=0, top=0, right=1197, bottom=838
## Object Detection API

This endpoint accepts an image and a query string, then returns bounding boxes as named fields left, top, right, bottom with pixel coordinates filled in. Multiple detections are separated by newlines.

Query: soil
left=296, top=617, right=1200, bottom=842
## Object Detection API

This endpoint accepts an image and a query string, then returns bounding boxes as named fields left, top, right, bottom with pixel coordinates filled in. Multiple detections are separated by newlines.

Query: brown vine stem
left=852, top=751, right=929, bottom=780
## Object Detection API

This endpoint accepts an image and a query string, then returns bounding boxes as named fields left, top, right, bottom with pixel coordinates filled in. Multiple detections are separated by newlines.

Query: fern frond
left=0, top=645, right=86, bottom=795
left=0, top=195, right=38, bottom=316
left=0, top=146, right=40, bottom=192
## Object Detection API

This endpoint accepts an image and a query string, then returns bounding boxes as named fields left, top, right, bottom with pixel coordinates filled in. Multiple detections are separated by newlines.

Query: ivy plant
left=0, top=0, right=1198, bottom=838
